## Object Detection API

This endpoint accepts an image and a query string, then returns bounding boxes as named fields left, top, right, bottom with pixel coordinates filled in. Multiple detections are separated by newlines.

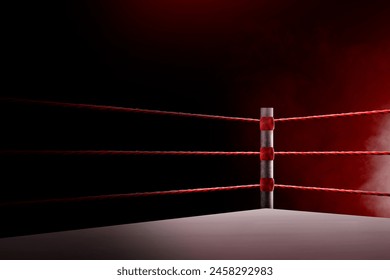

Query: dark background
left=1, top=0, right=390, bottom=237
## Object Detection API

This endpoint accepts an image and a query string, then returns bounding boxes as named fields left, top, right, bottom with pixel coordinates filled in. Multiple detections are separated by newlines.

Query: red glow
left=61, top=0, right=390, bottom=217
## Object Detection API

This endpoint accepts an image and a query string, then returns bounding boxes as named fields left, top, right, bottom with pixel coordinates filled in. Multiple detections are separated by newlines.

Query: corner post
left=260, top=108, right=274, bottom=208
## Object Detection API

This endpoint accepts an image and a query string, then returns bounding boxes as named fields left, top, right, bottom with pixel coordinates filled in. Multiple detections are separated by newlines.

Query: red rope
left=3, top=98, right=389, bottom=124
left=275, top=151, right=390, bottom=156
left=2, top=183, right=389, bottom=208
left=0, top=150, right=260, bottom=156
left=275, top=109, right=390, bottom=122
left=1, top=98, right=259, bottom=123
left=275, top=184, right=390, bottom=197
left=2, top=150, right=389, bottom=156
left=0, top=184, right=259, bottom=207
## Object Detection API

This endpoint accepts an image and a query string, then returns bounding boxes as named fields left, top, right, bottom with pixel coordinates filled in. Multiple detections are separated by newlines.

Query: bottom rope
left=275, top=184, right=390, bottom=197
left=0, top=184, right=259, bottom=207
left=1, top=183, right=389, bottom=207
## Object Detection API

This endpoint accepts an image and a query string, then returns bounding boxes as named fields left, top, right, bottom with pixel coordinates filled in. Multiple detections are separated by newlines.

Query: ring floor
left=0, top=209, right=389, bottom=259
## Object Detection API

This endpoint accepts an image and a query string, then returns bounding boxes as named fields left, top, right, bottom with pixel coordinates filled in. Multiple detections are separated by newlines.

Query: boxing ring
left=0, top=98, right=389, bottom=259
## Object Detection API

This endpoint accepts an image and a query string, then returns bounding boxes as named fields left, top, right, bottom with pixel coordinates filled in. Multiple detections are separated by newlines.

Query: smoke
left=362, top=115, right=390, bottom=217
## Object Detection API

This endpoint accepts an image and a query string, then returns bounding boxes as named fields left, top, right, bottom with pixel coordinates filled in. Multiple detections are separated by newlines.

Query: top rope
left=275, top=109, right=390, bottom=122
left=3, top=98, right=389, bottom=123
left=1, top=98, right=258, bottom=123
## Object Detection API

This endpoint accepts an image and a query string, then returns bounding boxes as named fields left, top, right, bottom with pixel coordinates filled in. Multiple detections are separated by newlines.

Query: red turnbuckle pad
left=260, top=147, right=274, bottom=160
left=260, top=117, right=274, bottom=130
left=260, top=178, right=275, bottom=192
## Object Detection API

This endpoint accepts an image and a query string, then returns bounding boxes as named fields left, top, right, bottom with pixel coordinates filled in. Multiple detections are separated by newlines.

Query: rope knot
left=260, top=117, right=274, bottom=130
